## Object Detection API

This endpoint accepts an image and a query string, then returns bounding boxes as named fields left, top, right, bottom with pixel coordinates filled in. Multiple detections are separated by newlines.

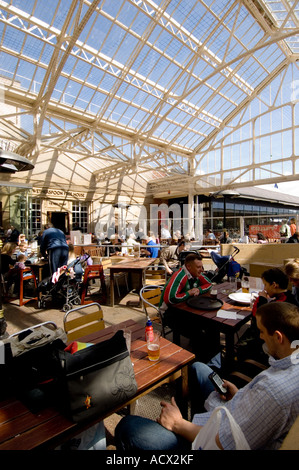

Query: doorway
left=47, top=211, right=69, bottom=234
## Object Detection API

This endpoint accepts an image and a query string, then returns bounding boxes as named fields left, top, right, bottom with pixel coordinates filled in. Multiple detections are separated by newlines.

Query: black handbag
left=58, top=330, right=138, bottom=423
left=0, top=322, right=67, bottom=409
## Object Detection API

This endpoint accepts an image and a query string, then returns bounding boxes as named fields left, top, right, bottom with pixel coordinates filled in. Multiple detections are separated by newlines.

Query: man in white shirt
left=115, top=302, right=299, bottom=450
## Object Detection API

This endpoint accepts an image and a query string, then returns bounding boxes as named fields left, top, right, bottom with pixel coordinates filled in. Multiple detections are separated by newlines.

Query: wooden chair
left=225, top=359, right=269, bottom=388
left=82, top=246, right=105, bottom=263
left=63, top=302, right=105, bottom=342
left=144, top=265, right=167, bottom=286
left=80, top=264, right=107, bottom=304
left=101, top=258, right=129, bottom=296
left=280, top=415, right=299, bottom=450
left=19, top=267, right=38, bottom=306
left=139, top=284, right=171, bottom=338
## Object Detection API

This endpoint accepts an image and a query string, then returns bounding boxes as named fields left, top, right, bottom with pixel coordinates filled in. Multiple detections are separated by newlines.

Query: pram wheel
left=38, top=299, right=47, bottom=309
left=62, top=303, right=72, bottom=312
left=73, top=296, right=81, bottom=305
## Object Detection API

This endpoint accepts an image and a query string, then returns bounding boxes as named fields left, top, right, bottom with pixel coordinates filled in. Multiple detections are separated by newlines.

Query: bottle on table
left=145, top=317, right=154, bottom=342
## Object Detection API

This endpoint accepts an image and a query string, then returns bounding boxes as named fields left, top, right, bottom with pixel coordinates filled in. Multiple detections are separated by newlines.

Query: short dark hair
left=184, top=253, right=202, bottom=264
left=256, top=302, right=299, bottom=343
left=261, top=268, right=289, bottom=290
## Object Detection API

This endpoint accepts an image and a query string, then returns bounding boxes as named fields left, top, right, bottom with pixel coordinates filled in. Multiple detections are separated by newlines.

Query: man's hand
left=157, top=397, right=183, bottom=432
left=258, top=289, right=268, bottom=299
left=157, top=397, right=201, bottom=442
left=189, top=287, right=200, bottom=297
left=220, top=380, right=239, bottom=401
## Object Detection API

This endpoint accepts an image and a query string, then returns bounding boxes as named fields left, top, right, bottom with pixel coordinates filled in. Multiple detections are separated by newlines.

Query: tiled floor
left=1, top=286, right=149, bottom=337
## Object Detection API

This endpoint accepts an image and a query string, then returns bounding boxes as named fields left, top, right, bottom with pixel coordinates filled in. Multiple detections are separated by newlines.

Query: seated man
left=115, top=302, right=299, bottom=450
left=141, top=234, right=159, bottom=258
left=159, top=240, right=186, bottom=275
left=107, top=234, right=122, bottom=256
left=159, top=252, right=212, bottom=316
left=159, top=253, right=212, bottom=352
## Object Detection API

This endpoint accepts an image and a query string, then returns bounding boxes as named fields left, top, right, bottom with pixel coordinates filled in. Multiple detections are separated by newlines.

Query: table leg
left=177, top=365, right=189, bottom=419
left=222, top=332, right=235, bottom=373
left=110, top=272, right=115, bottom=307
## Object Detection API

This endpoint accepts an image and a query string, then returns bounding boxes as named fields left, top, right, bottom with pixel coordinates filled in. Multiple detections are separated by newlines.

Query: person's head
left=257, top=232, right=266, bottom=240
left=184, top=253, right=204, bottom=277
left=112, top=234, right=120, bottom=244
left=290, top=218, right=296, bottom=224
left=261, top=268, right=289, bottom=296
left=1, top=242, right=17, bottom=255
left=177, top=240, right=186, bottom=253
left=148, top=231, right=156, bottom=240
left=18, top=242, right=27, bottom=252
left=256, top=302, right=299, bottom=359
left=17, top=253, right=26, bottom=262
left=68, top=242, right=75, bottom=253
left=285, top=258, right=299, bottom=288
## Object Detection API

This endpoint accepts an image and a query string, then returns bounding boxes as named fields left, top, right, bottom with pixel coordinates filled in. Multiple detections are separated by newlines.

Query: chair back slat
left=63, top=303, right=105, bottom=342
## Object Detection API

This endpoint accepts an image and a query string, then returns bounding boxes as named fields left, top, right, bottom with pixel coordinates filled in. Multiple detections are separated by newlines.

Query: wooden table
left=109, top=257, right=156, bottom=306
left=0, top=320, right=195, bottom=450
left=30, top=260, right=49, bottom=283
left=174, top=281, right=252, bottom=371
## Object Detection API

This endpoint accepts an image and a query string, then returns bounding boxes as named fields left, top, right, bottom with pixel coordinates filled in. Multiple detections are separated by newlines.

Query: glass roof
left=0, top=0, right=298, bottom=199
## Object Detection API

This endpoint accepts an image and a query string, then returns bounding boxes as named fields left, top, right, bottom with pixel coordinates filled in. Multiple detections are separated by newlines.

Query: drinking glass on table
left=210, top=287, right=218, bottom=300
left=241, top=278, right=250, bottom=293
left=147, top=331, right=161, bottom=361
left=228, top=276, right=237, bottom=292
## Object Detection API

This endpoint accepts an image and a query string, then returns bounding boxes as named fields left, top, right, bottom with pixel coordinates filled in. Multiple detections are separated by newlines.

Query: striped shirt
left=159, top=265, right=212, bottom=312
left=193, top=354, right=299, bottom=450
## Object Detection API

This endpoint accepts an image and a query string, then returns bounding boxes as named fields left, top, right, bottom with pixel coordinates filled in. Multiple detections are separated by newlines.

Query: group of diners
left=115, top=251, right=299, bottom=451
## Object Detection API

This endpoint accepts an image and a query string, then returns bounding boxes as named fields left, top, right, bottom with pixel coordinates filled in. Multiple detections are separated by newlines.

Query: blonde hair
left=1, top=242, right=17, bottom=255
left=285, top=258, right=299, bottom=279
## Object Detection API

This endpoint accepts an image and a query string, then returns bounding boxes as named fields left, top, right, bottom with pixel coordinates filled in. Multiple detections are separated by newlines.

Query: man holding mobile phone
left=116, top=302, right=299, bottom=450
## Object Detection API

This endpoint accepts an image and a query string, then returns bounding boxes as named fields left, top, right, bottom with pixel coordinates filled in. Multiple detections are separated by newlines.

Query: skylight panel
left=113, top=33, right=139, bottom=63
left=22, top=34, right=44, bottom=61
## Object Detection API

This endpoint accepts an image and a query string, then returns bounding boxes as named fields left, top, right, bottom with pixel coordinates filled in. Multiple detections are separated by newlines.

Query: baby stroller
left=206, top=246, right=248, bottom=283
left=38, top=256, right=87, bottom=312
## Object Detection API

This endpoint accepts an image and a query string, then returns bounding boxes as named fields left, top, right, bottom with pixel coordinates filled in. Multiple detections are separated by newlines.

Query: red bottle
left=145, top=318, right=154, bottom=342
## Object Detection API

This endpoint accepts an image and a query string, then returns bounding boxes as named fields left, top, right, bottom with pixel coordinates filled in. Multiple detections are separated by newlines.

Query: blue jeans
left=48, top=246, right=69, bottom=275
left=115, top=362, right=215, bottom=451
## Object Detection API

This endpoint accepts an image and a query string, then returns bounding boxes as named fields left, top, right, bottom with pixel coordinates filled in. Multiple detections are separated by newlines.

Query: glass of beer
left=241, top=278, right=250, bottom=293
left=147, top=331, right=161, bottom=361
left=210, top=288, right=218, bottom=300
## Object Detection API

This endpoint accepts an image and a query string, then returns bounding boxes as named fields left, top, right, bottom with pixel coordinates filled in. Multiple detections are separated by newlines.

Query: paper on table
left=217, top=310, right=237, bottom=319
left=217, top=310, right=245, bottom=320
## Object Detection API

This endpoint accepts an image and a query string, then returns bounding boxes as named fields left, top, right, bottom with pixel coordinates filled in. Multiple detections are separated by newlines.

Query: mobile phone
left=208, top=371, right=227, bottom=395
